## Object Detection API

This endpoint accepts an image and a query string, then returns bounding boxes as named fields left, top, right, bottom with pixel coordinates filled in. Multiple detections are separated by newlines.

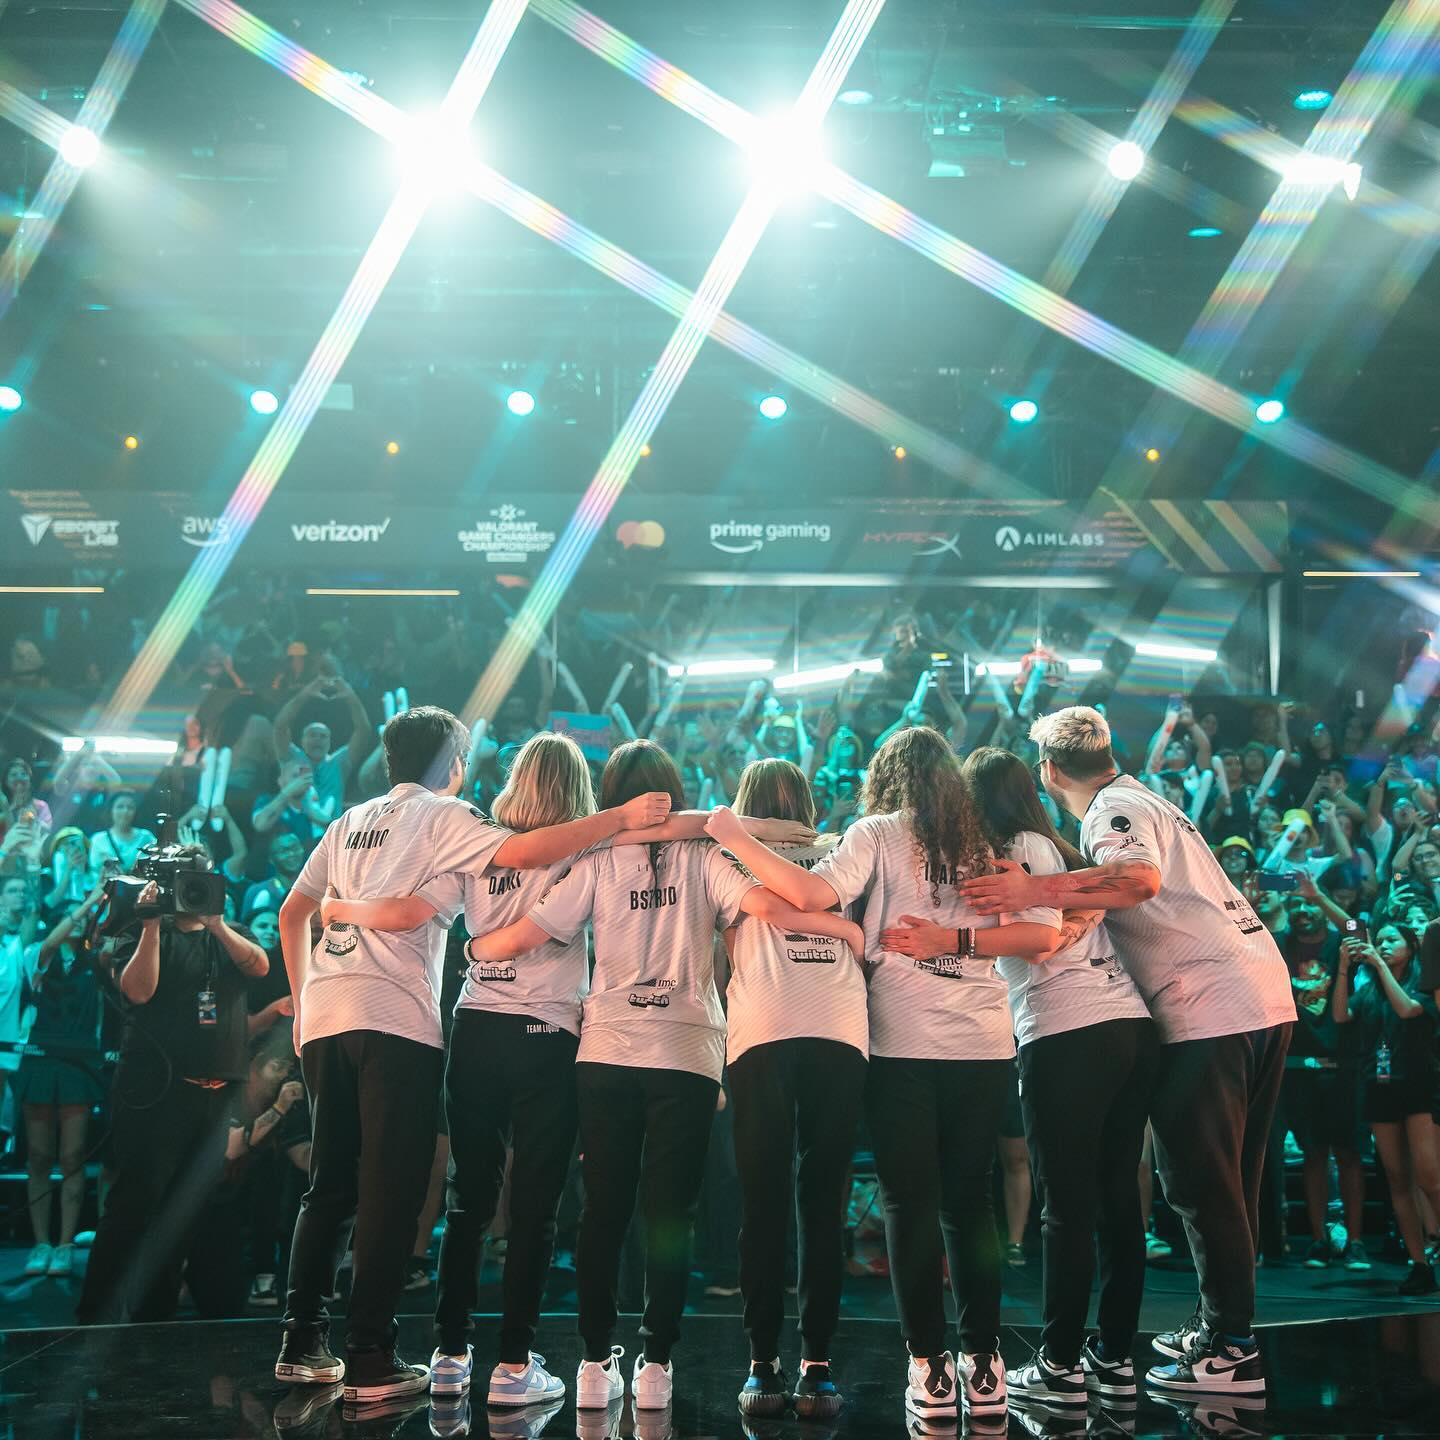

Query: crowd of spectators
left=1, top=572, right=1438, bottom=1312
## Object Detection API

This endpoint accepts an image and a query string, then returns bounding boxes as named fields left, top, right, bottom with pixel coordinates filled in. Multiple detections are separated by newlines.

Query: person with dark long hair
left=879, top=747, right=1158, bottom=1408
left=458, top=739, right=862, bottom=1414
left=706, top=727, right=1062, bottom=1424
left=724, top=758, right=869, bottom=1419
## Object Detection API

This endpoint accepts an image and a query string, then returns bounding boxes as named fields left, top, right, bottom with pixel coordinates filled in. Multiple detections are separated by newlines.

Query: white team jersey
left=815, top=812, right=1059, bottom=1062
left=1080, top=776, right=1296, bottom=1044
left=996, top=831, right=1151, bottom=1048
left=530, top=839, right=757, bottom=1080
left=724, top=834, right=868, bottom=1065
left=292, top=784, right=510, bottom=1050
left=418, top=851, right=591, bottom=1037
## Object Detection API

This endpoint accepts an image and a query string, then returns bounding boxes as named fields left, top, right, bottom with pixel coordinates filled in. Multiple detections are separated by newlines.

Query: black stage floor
left=4, top=1311, right=1440, bottom=1439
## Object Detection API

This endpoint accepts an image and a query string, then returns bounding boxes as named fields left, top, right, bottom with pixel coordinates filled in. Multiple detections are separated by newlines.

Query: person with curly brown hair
left=706, top=726, right=1062, bottom=1425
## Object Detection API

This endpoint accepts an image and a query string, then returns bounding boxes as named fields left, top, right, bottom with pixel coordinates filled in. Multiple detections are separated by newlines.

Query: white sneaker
left=905, top=1352, right=959, bottom=1418
left=575, top=1347, right=625, bottom=1410
left=430, top=1345, right=474, bottom=1396
left=487, top=1352, right=565, bottom=1407
left=959, top=1350, right=1007, bottom=1414
left=46, top=1244, right=75, bottom=1278
left=23, top=1244, right=53, bottom=1277
left=631, top=1355, right=673, bottom=1410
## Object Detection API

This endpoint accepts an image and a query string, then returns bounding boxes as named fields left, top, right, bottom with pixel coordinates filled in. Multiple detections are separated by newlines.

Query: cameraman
left=76, top=846, right=268, bottom=1324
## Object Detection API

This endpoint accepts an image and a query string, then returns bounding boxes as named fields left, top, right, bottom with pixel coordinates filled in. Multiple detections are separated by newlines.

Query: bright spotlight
left=1188, top=226, right=1223, bottom=239
left=506, top=389, right=536, bottom=417
left=893, top=445, right=907, bottom=460
left=1294, top=90, right=1333, bottom=111
left=1255, top=398, right=1285, bottom=424
left=249, top=389, right=279, bottom=416
left=58, top=125, right=100, bottom=169
left=747, top=117, right=828, bottom=195
left=759, top=394, right=788, bottom=420
left=837, top=89, right=874, bottom=107
left=1145, top=447, right=1161, bottom=463
left=385, top=440, right=400, bottom=455
left=123, top=435, right=139, bottom=451
left=0, top=385, right=22, bottom=413
left=1009, top=399, right=1039, bottom=424
left=1107, top=141, right=1145, bottom=181
left=400, top=114, right=477, bottom=197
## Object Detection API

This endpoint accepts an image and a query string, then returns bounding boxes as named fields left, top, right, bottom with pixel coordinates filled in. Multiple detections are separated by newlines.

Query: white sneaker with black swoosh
left=905, top=1352, right=958, bottom=1419
left=1146, top=1327, right=1265, bottom=1396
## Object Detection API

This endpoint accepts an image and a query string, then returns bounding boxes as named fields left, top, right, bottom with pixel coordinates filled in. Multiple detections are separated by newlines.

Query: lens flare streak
left=0, top=0, right=166, bottom=325
left=464, top=0, right=889, bottom=723
left=101, top=0, right=533, bottom=729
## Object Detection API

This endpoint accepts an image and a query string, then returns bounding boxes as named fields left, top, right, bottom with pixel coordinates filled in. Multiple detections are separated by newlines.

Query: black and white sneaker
left=905, top=1352, right=958, bottom=1418
left=1011, top=1400, right=1088, bottom=1438
left=793, top=1360, right=842, bottom=1418
left=958, top=1351, right=1007, bottom=1414
left=1146, top=1327, right=1265, bottom=1396
left=343, top=1351, right=432, bottom=1404
left=1081, top=1336, right=1135, bottom=1401
left=738, top=1359, right=788, bottom=1416
left=1009, top=1352, right=1085, bottom=1407
left=273, top=1380, right=343, bottom=1432
left=1151, top=1392, right=1266, bottom=1436
left=275, top=1328, right=346, bottom=1385
left=1151, top=1303, right=1204, bottom=1360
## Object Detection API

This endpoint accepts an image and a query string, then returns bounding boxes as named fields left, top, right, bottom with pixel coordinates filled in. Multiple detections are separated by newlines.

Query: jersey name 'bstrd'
left=997, top=831, right=1151, bottom=1048
left=292, top=785, right=511, bottom=1050
left=418, top=852, right=591, bottom=1037
left=725, top=834, right=868, bottom=1065
left=529, top=839, right=757, bottom=1081
left=1079, top=775, right=1296, bottom=1044
left=815, top=812, right=1060, bottom=1061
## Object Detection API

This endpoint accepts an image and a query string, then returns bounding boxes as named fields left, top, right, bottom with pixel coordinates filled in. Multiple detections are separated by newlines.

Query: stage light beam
left=506, top=389, right=536, bottom=416
left=59, top=125, right=101, bottom=168
left=759, top=394, right=788, bottom=420
left=0, top=386, right=22, bottom=412
left=249, top=388, right=279, bottom=415
left=1256, top=399, right=1285, bottom=423
left=1009, top=399, right=1039, bottom=424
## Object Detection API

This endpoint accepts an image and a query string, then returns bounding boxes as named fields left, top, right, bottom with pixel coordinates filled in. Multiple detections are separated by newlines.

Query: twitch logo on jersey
left=628, top=978, right=673, bottom=1008
left=474, top=963, right=517, bottom=982
left=323, top=922, right=360, bottom=957
left=784, top=934, right=837, bottom=964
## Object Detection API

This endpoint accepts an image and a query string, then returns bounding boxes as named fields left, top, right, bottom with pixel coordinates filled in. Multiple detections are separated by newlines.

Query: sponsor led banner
left=0, top=491, right=1286, bottom=578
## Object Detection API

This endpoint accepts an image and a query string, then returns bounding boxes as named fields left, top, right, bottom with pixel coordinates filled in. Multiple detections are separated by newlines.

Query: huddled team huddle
left=263, top=700, right=1295, bottom=1420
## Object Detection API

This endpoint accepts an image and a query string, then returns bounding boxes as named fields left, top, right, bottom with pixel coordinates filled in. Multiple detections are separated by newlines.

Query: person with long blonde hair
left=706, top=726, right=1062, bottom=1424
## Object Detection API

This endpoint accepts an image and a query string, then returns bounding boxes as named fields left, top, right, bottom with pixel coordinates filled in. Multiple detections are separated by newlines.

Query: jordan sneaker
left=959, top=1350, right=1007, bottom=1415
left=1146, top=1326, right=1265, bottom=1396
left=1151, top=1303, right=1203, bottom=1360
left=905, top=1352, right=958, bottom=1419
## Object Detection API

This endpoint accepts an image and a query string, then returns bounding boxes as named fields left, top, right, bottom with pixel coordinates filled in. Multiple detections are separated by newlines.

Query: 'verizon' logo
left=290, top=518, right=392, bottom=543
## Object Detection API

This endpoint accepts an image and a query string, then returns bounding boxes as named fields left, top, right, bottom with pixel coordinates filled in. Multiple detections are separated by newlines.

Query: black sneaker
left=1399, top=1259, right=1439, bottom=1296
left=1342, top=1239, right=1371, bottom=1272
left=273, top=1380, right=343, bottom=1433
left=404, top=1258, right=433, bottom=1291
left=276, top=1328, right=346, bottom=1385
left=1145, top=1326, right=1265, bottom=1396
left=1151, top=1303, right=1203, bottom=1360
left=1081, top=1336, right=1135, bottom=1401
left=1009, top=1352, right=1085, bottom=1407
left=344, top=1351, right=432, bottom=1404
left=738, top=1359, right=788, bottom=1417
left=793, top=1361, right=842, bottom=1418
left=1303, top=1239, right=1332, bottom=1269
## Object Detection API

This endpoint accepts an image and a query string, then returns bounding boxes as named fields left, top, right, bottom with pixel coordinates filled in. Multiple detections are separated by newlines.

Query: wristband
left=955, top=927, right=975, bottom=959
left=464, top=936, right=476, bottom=965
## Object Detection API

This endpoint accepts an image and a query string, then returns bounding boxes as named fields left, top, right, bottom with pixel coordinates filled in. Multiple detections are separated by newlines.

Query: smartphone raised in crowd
left=1343, top=917, right=1370, bottom=944
left=1255, top=871, right=1299, bottom=893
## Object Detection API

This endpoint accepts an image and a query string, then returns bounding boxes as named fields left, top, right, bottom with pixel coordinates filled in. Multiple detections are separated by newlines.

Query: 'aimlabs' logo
left=994, top=526, right=1021, bottom=552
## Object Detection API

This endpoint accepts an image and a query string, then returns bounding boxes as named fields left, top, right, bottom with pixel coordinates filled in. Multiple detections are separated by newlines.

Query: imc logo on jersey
left=785, top=935, right=837, bottom=964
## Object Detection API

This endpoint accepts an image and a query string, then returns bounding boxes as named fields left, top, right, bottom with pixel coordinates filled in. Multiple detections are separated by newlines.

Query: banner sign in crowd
left=0, top=491, right=1286, bottom=580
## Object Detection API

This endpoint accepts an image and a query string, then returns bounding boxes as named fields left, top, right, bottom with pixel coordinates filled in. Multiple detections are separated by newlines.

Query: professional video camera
left=98, top=835, right=228, bottom=935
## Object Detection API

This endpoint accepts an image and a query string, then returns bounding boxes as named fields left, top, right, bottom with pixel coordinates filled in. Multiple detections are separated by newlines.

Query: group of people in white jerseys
left=272, top=702, right=1294, bottom=1425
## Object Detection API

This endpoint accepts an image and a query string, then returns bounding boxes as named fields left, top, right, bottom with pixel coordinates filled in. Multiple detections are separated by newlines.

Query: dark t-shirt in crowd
left=246, top=950, right=290, bottom=1013
left=1283, top=928, right=1357, bottom=1063
left=1350, top=972, right=1438, bottom=1090
left=115, top=924, right=256, bottom=1088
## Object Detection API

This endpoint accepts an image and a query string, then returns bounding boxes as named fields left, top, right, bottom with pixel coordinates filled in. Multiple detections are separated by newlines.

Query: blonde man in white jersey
left=961, top=707, right=1295, bottom=1403
left=273, top=708, right=670, bottom=1407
